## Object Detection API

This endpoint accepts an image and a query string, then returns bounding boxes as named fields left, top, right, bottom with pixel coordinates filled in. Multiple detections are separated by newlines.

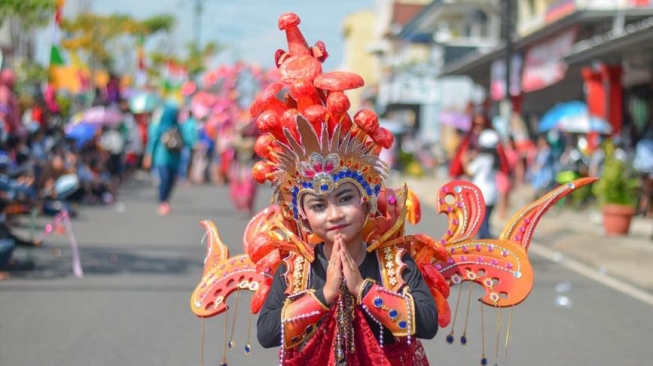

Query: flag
left=135, top=34, right=147, bottom=87
left=137, top=35, right=146, bottom=71
left=49, top=0, right=68, bottom=90
left=49, top=0, right=67, bottom=69
left=49, top=0, right=90, bottom=93
left=162, top=61, right=187, bottom=103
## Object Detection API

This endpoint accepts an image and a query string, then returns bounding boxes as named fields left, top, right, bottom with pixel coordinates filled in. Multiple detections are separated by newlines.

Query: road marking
left=530, top=243, right=653, bottom=307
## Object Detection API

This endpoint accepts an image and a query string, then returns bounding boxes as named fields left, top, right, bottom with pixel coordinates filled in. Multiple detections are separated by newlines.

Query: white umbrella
left=557, top=114, right=612, bottom=134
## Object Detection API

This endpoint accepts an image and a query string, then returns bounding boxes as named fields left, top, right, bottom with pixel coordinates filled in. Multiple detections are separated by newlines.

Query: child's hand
left=323, top=236, right=342, bottom=305
left=33, top=238, right=43, bottom=247
left=339, top=236, right=364, bottom=296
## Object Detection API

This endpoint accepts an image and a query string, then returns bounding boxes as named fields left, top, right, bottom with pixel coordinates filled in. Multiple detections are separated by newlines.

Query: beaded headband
left=250, top=12, right=394, bottom=222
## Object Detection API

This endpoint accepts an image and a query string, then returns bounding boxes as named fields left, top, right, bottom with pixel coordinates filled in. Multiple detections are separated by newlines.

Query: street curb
left=529, top=243, right=653, bottom=305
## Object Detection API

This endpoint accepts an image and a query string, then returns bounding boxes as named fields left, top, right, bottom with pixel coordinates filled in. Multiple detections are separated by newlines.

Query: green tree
left=137, top=14, right=176, bottom=36
left=148, top=41, right=221, bottom=80
left=61, top=13, right=141, bottom=69
left=185, top=41, right=221, bottom=77
left=0, top=0, right=56, bottom=63
left=0, top=0, right=55, bottom=29
left=61, top=12, right=175, bottom=70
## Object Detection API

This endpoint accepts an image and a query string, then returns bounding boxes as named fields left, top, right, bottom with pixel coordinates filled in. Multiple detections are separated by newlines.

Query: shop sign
left=521, top=28, right=577, bottom=93
left=490, top=54, right=522, bottom=101
left=546, top=0, right=576, bottom=23
left=629, top=0, right=653, bottom=7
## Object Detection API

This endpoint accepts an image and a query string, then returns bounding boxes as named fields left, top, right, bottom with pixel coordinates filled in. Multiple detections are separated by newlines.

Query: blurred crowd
left=385, top=108, right=653, bottom=238
left=0, top=63, right=262, bottom=279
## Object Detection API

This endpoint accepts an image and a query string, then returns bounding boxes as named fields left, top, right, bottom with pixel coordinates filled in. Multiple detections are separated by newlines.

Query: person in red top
left=449, top=113, right=510, bottom=180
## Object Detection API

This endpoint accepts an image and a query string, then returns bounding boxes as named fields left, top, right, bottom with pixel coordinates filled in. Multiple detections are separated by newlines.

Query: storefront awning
left=564, top=17, right=653, bottom=65
left=438, top=9, right=653, bottom=86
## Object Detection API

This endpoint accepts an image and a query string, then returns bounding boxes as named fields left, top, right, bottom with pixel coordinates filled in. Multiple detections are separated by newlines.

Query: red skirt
left=282, top=307, right=430, bottom=366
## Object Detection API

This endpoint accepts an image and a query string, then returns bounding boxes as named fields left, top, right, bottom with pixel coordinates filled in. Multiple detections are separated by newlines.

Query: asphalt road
left=1, top=182, right=652, bottom=366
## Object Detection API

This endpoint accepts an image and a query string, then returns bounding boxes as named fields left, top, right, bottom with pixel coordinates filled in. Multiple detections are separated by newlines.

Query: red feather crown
left=250, top=12, right=395, bottom=221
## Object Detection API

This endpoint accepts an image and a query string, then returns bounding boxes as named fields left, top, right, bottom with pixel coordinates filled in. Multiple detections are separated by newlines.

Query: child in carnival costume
left=190, top=12, right=595, bottom=366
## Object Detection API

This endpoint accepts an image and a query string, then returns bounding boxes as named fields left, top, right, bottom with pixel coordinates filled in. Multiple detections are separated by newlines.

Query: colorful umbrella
left=538, top=101, right=612, bottom=134
left=65, top=123, right=99, bottom=148
left=538, top=101, right=584, bottom=132
left=129, top=92, right=162, bottom=114
left=81, top=106, right=124, bottom=126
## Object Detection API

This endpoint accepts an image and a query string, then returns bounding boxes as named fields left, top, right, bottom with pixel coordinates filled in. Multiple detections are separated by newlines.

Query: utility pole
left=194, top=0, right=203, bottom=50
left=501, top=0, right=515, bottom=138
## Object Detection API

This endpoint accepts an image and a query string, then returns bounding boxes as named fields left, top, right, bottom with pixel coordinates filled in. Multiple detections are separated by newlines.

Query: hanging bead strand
left=505, top=306, right=514, bottom=357
left=480, top=303, right=487, bottom=366
left=220, top=309, right=229, bottom=366
left=461, top=282, right=474, bottom=345
left=493, top=308, right=502, bottom=366
left=228, top=290, right=241, bottom=349
left=446, top=282, right=465, bottom=344
left=244, top=292, right=254, bottom=355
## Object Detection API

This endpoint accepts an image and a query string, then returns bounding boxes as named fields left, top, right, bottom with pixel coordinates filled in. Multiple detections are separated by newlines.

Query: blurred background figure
left=0, top=69, right=24, bottom=137
left=462, top=129, right=500, bottom=239
left=496, top=137, right=515, bottom=220
left=143, top=104, right=194, bottom=215
left=0, top=197, right=42, bottom=281
left=633, top=129, right=653, bottom=216
left=449, top=112, right=509, bottom=180
left=530, top=135, right=556, bottom=199
left=228, top=117, right=259, bottom=217
left=177, top=110, right=199, bottom=185
left=98, top=125, right=125, bottom=201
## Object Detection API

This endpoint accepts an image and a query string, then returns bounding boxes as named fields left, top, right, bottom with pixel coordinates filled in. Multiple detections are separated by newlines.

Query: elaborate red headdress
left=250, top=13, right=394, bottom=222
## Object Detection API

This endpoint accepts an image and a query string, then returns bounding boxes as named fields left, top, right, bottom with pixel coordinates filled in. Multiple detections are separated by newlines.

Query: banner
left=521, top=27, right=577, bottom=93
left=490, top=54, right=522, bottom=101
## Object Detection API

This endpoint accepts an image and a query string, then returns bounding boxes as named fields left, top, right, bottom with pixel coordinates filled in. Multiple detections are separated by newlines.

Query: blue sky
left=40, top=0, right=374, bottom=71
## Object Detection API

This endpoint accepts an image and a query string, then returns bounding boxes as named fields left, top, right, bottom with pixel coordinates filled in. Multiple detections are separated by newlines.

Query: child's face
left=300, top=182, right=367, bottom=246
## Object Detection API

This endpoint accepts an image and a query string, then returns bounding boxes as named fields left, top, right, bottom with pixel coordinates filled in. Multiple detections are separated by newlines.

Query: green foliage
left=593, top=142, right=639, bottom=207
left=185, top=41, right=221, bottom=77
left=62, top=13, right=139, bottom=69
left=137, top=15, right=175, bottom=36
left=55, top=93, right=71, bottom=116
left=61, top=12, right=175, bottom=70
left=398, top=150, right=415, bottom=167
left=13, top=60, right=48, bottom=97
left=148, top=41, right=222, bottom=80
left=0, top=0, right=55, bottom=29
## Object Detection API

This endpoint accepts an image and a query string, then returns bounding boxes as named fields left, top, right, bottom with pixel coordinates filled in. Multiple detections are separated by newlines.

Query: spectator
left=98, top=125, right=125, bottom=198
left=143, top=104, right=194, bottom=215
left=0, top=197, right=42, bottom=281
left=530, top=135, right=556, bottom=199
left=462, top=129, right=500, bottom=239
left=449, top=112, right=509, bottom=179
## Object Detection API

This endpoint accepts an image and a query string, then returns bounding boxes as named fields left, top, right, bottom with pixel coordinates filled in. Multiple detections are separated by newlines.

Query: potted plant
left=593, top=141, right=639, bottom=235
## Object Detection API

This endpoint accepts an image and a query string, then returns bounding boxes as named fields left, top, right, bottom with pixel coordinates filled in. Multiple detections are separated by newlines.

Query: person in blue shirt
left=143, top=104, right=195, bottom=215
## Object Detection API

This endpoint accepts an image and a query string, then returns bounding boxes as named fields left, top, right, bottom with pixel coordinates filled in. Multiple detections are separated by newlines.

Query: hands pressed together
left=322, top=234, right=365, bottom=305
